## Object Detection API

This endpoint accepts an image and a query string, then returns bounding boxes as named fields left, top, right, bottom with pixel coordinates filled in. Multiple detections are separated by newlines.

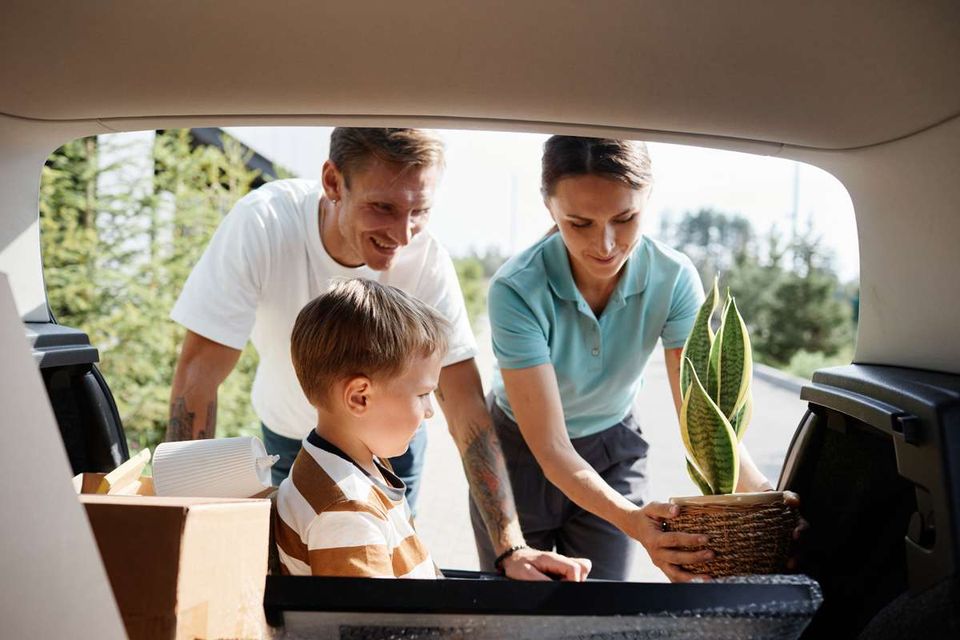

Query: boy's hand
left=501, top=547, right=592, bottom=582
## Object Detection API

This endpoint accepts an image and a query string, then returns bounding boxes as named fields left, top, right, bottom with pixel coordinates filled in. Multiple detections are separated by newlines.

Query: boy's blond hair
left=291, top=278, right=449, bottom=408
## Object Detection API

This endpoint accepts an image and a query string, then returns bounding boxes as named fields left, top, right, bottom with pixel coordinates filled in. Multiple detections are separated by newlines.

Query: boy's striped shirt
left=275, top=430, right=439, bottom=579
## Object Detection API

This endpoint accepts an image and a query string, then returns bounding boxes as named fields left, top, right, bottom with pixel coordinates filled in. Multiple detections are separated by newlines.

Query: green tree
left=663, top=210, right=856, bottom=369
left=475, top=246, right=509, bottom=278
left=660, top=207, right=753, bottom=285
left=758, top=233, right=852, bottom=365
left=454, top=256, right=487, bottom=327
left=453, top=247, right=508, bottom=328
left=40, top=137, right=102, bottom=323
left=41, top=130, right=266, bottom=453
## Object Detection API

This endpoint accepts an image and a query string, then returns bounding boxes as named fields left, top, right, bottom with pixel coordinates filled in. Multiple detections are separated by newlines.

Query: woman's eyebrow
left=566, top=208, right=637, bottom=220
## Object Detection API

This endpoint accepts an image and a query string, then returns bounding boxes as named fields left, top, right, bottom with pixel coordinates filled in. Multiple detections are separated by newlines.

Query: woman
left=470, top=136, right=774, bottom=581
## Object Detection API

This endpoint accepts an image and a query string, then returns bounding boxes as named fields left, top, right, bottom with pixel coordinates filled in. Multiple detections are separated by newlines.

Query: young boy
left=275, top=278, right=447, bottom=578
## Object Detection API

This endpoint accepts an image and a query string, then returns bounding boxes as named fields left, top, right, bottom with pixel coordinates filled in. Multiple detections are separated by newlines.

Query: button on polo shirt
left=489, top=232, right=705, bottom=439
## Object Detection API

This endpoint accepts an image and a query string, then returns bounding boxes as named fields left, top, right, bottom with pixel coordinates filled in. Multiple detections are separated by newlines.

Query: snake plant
left=679, top=276, right=753, bottom=495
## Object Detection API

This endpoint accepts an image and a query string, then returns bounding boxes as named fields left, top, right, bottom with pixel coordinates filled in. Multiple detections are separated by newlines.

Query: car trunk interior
left=27, top=284, right=960, bottom=639
left=783, top=366, right=960, bottom=638
left=3, top=2, right=959, bottom=638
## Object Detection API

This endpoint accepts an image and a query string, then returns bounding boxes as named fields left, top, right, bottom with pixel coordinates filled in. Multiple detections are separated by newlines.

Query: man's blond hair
left=329, top=128, right=445, bottom=186
left=291, top=278, right=449, bottom=408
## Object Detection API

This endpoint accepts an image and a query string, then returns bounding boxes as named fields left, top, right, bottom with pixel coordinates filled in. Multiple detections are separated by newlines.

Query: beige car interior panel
left=3, top=1, right=959, bottom=150
left=0, top=273, right=126, bottom=638
left=793, top=114, right=960, bottom=375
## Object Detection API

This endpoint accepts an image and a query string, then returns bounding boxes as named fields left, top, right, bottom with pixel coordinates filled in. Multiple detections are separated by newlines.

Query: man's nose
left=392, top=214, right=413, bottom=246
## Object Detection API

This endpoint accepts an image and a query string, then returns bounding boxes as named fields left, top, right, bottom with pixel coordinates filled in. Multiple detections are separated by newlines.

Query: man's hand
left=624, top=501, right=714, bottom=582
left=501, top=547, right=592, bottom=582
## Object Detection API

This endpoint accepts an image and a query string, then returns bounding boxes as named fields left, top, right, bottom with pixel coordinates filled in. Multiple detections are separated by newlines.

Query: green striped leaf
left=679, top=383, right=696, bottom=463
left=715, top=295, right=753, bottom=420
left=686, top=457, right=715, bottom=495
left=731, top=390, right=753, bottom=441
left=706, top=290, right=733, bottom=403
left=680, top=276, right=719, bottom=399
left=681, top=357, right=740, bottom=494
left=707, top=316, right=722, bottom=402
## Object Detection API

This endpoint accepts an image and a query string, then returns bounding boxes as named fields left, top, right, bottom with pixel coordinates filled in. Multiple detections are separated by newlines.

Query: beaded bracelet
left=494, top=544, right=528, bottom=573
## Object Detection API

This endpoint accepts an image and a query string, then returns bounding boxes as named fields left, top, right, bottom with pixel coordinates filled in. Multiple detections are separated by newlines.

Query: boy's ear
left=342, top=375, right=372, bottom=417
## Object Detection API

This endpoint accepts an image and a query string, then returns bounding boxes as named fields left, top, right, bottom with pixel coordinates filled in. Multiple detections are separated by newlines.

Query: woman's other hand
left=782, top=490, right=809, bottom=571
left=624, top=501, right=714, bottom=582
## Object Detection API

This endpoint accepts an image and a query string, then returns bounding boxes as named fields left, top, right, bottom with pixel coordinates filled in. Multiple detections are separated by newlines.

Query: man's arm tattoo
left=166, top=397, right=194, bottom=441
left=196, top=400, right=216, bottom=439
left=462, top=421, right=523, bottom=550
left=166, top=398, right=216, bottom=440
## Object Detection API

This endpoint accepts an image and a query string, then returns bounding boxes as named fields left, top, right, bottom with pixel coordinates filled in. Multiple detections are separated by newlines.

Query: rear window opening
left=39, top=126, right=859, bottom=583
left=49, top=127, right=960, bottom=640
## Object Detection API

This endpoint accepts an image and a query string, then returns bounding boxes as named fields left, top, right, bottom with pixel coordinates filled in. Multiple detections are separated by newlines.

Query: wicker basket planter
left=663, top=491, right=799, bottom=577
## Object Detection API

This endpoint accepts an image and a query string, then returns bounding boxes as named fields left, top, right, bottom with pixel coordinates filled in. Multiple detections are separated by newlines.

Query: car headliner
left=1, top=0, right=958, bottom=374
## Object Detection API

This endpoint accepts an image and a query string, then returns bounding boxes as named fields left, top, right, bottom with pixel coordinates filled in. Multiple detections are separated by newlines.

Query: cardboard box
left=79, top=494, right=271, bottom=640
left=73, top=472, right=154, bottom=496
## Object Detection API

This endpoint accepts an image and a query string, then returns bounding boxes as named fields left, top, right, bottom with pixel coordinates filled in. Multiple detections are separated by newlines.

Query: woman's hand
left=782, top=490, right=809, bottom=571
left=623, top=502, right=715, bottom=582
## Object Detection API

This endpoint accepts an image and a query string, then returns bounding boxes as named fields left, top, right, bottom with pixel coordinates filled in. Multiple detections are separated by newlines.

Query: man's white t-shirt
left=170, top=179, right=477, bottom=440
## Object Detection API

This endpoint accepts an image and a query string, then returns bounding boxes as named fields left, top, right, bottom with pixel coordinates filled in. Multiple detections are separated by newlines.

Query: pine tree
left=663, top=209, right=856, bottom=368
left=41, top=129, right=266, bottom=453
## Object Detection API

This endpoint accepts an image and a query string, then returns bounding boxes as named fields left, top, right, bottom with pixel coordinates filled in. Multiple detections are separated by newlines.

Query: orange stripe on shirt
left=391, top=534, right=433, bottom=576
left=323, top=497, right=390, bottom=520
left=275, top=511, right=310, bottom=566
left=309, top=544, right=394, bottom=577
left=290, top=447, right=345, bottom=514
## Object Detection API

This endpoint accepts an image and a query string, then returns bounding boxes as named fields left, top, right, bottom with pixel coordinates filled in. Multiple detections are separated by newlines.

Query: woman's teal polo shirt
left=489, top=232, right=705, bottom=438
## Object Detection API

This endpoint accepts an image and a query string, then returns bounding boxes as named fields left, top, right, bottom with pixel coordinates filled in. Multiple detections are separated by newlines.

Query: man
left=168, top=128, right=589, bottom=581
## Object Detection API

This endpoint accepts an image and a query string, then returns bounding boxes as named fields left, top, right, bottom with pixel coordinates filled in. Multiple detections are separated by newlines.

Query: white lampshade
left=153, top=436, right=279, bottom=498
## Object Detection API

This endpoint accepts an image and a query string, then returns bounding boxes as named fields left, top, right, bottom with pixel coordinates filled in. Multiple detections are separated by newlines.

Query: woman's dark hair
left=541, top=136, right=653, bottom=197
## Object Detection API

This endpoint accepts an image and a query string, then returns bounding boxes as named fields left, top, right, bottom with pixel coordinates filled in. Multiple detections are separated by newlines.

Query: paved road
left=415, top=318, right=807, bottom=582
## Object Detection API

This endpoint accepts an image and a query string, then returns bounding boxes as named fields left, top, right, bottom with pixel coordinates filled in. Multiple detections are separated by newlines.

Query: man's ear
left=342, top=375, right=372, bottom=417
left=321, top=160, right=345, bottom=203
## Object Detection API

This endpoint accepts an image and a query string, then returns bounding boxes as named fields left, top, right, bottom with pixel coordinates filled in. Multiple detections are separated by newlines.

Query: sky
left=226, top=127, right=860, bottom=281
